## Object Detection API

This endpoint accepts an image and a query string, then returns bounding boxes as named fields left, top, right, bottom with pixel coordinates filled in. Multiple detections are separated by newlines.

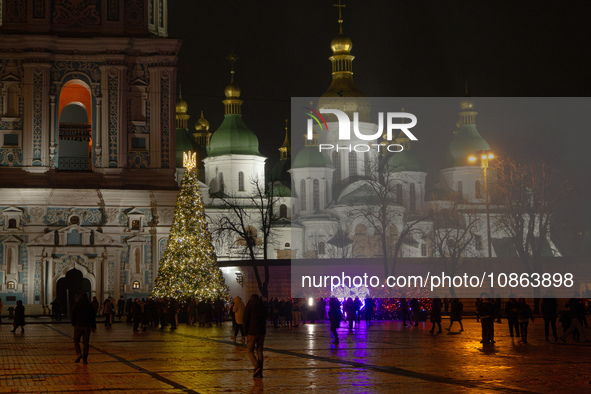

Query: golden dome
left=331, top=31, right=353, bottom=55
left=176, top=94, right=188, bottom=114
left=195, top=111, right=210, bottom=132
left=224, top=82, right=241, bottom=99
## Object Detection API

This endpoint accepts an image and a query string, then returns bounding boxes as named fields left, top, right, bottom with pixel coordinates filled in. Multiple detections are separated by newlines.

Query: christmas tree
left=151, top=152, right=230, bottom=300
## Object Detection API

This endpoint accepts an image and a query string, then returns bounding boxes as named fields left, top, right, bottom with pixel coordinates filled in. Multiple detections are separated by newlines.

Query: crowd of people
left=2, top=294, right=590, bottom=370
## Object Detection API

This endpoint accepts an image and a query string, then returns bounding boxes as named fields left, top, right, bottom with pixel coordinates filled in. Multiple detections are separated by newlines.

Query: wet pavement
left=1, top=317, right=590, bottom=393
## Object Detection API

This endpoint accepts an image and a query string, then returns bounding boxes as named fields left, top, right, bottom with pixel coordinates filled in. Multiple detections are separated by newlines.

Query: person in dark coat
left=517, top=298, right=534, bottom=343
left=399, top=298, right=411, bottom=327
left=542, top=297, right=558, bottom=341
left=12, top=300, right=25, bottom=333
left=117, top=296, right=125, bottom=321
left=505, top=297, right=520, bottom=338
left=344, top=298, right=355, bottom=330
left=243, top=294, right=268, bottom=378
left=446, top=299, right=464, bottom=332
left=91, top=296, right=99, bottom=316
left=429, top=298, right=442, bottom=334
left=478, top=297, right=495, bottom=345
left=132, top=298, right=143, bottom=332
left=365, top=297, right=374, bottom=325
left=328, top=297, right=342, bottom=344
left=71, top=293, right=97, bottom=364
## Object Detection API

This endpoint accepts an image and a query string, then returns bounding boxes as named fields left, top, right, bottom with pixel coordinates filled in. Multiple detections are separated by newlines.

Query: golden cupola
left=317, top=2, right=370, bottom=122
left=193, top=111, right=212, bottom=146
left=175, top=86, right=190, bottom=129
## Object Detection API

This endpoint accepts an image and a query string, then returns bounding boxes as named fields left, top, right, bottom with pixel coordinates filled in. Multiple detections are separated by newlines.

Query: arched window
left=7, top=281, right=15, bottom=290
left=475, top=180, right=483, bottom=199
left=396, top=184, right=402, bottom=203
left=349, top=152, right=357, bottom=176
left=300, top=179, right=306, bottom=210
left=8, top=218, right=17, bottom=228
left=132, top=281, right=141, bottom=290
left=284, top=242, right=291, bottom=248
left=238, top=171, right=245, bottom=191
left=279, top=204, right=288, bottom=218
left=410, top=183, right=416, bottom=211
left=457, top=180, right=463, bottom=196
left=332, top=151, right=341, bottom=182
left=313, top=179, right=320, bottom=211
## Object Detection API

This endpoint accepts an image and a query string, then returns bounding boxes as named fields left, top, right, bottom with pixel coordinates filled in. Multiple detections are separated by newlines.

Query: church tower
left=0, top=0, right=180, bottom=313
left=203, top=54, right=266, bottom=196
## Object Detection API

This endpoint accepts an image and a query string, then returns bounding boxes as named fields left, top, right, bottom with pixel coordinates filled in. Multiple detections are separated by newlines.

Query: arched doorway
left=56, top=269, right=91, bottom=317
left=57, top=82, right=93, bottom=171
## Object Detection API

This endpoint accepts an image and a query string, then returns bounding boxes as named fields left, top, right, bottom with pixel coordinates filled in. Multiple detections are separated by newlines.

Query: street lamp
left=468, top=150, right=494, bottom=258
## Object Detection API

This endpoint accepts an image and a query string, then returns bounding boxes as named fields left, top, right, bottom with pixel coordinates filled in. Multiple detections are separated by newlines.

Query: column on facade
left=99, top=65, right=127, bottom=169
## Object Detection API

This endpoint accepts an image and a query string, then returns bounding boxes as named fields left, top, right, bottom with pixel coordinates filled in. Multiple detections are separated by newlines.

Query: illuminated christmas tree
left=151, top=152, right=229, bottom=300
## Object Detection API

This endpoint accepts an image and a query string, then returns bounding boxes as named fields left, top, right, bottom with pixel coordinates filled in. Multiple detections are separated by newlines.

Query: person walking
left=478, top=297, right=495, bottom=345
left=12, top=300, right=25, bottom=333
left=344, top=297, right=355, bottom=330
left=71, top=293, right=97, bottom=364
left=429, top=298, right=442, bottom=334
left=328, top=297, right=342, bottom=344
left=292, top=299, right=301, bottom=328
left=103, top=299, right=113, bottom=327
left=517, top=298, right=534, bottom=343
left=353, top=297, right=362, bottom=325
left=243, top=294, right=267, bottom=378
left=188, top=298, right=197, bottom=326
left=232, top=296, right=246, bottom=342
left=560, top=297, right=588, bottom=343
left=505, top=297, right=520, bottom=338
left=446, top=299, right=464, bottom=332
left=541, top=297, right=558, bottom=342
left=91, top=296, right=99, bottom=317
left=365, top=297, right=374, bottom=325
left=117, top=296, right=125, bottom=321
left=399, top=298, right=411, bottom=327
left=132, top=298, right=142, bottom=332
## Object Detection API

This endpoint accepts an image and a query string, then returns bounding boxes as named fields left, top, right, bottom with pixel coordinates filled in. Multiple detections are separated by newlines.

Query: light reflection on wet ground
left=0, top=318, right=589, bottom=392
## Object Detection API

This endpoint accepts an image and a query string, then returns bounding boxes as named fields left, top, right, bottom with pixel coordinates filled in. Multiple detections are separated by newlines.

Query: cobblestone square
left=1, top=317, right=590, bottom=393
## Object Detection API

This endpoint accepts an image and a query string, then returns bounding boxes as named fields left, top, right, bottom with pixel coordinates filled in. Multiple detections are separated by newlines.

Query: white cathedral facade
left=0, top=2, right=562, bottom=313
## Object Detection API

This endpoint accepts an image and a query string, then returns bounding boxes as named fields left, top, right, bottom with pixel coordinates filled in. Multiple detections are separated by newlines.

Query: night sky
left=168, top=1, right=591, bottom=191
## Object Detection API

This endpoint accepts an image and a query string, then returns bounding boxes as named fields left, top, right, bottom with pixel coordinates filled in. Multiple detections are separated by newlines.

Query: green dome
left=387, top=150, right=421, bottom=172
left=448, top=125, right=490, bottom=167
left=292, top=146, right=333, bottom=169
left=272, top=183, right=291, bottom=197
left=207, top=114, right=260, bottom=157
left=175, top=128, right=196, bottom=168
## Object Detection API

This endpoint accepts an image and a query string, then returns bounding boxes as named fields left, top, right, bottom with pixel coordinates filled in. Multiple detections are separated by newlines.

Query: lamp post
left=468, top=150, right=494, bottom=258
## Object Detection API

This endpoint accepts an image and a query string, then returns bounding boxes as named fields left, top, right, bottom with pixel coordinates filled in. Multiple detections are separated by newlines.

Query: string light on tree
left=151, top=151, right=229, bottom=300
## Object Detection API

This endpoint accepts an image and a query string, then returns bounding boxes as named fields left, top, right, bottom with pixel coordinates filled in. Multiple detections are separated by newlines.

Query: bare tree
left=428, top=198, right=481, bottom=297
left=347, top=158, right=428, bottom=278
left=212, top=177, right=283, bottom=299
left=490, top=155, right=569, bottom=310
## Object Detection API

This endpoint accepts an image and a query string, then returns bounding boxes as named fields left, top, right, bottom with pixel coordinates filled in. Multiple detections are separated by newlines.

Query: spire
left=279, top=119, right=291, bottom=160
left=318, top=0, right=369, bottom=121
left=223, top=51, right=242, bottom=115
left=175, top=84, right=190, bottom=129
